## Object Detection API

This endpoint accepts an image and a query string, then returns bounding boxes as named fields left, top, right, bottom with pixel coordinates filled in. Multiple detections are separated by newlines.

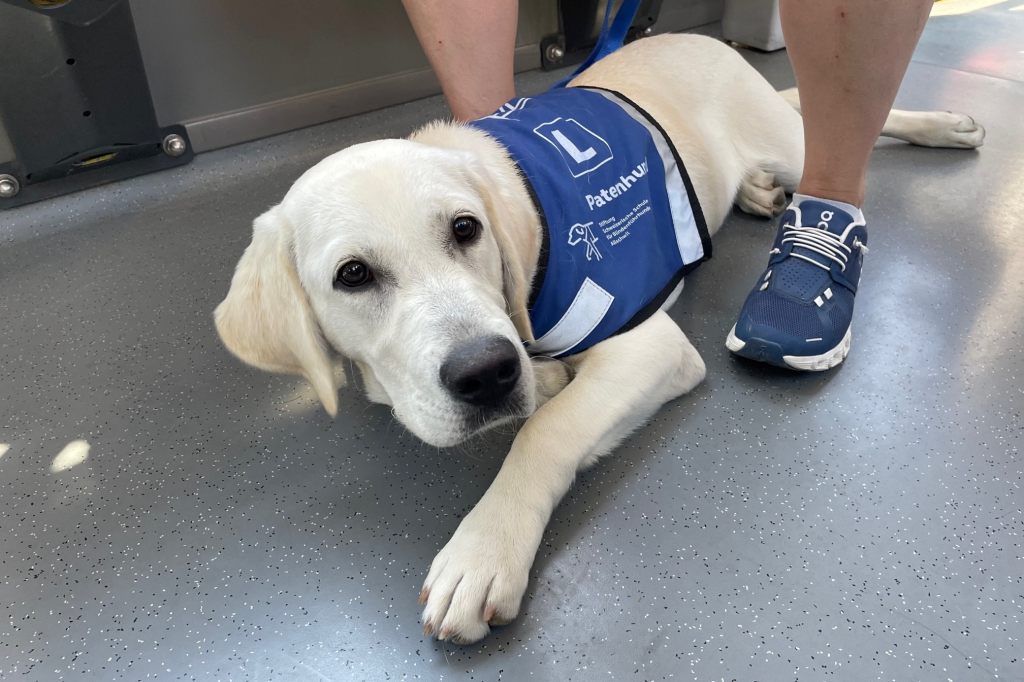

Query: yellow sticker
left=75, top=152, right=118, bottom=167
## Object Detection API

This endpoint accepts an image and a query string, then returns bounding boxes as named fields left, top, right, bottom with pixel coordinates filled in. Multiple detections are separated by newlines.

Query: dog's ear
left=464, top=156, right=539, bottom=342
left=214, top=207, right=344, bottom=416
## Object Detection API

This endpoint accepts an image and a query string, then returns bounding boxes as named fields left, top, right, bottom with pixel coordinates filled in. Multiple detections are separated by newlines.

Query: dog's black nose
left=440, top=336, right=522, bottom=407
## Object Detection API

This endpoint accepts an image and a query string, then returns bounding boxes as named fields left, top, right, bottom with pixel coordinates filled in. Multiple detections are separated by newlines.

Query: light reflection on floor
left=931, top=0, right=1012, bottom=16
left=49, top=439, right=90, bottom=473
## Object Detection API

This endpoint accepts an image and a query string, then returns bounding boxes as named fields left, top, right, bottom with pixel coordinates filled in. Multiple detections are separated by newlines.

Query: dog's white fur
left=214, top=35, right=983, bottom=643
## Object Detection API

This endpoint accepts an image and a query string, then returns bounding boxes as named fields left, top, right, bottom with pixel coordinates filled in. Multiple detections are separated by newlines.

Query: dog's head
left=215, top=130, right=545, bottom=446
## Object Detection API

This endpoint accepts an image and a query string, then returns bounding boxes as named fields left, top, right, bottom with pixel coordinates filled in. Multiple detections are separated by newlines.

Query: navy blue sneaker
left=726, top=198, right=869, bottom=371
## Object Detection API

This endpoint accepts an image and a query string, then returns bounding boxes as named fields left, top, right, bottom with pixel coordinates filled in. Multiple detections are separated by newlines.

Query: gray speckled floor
left=2, top=6, right=1022, bottom=682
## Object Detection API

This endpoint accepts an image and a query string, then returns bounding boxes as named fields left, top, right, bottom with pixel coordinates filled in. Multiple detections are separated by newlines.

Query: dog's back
left=571, top=34, right=805, bottom=231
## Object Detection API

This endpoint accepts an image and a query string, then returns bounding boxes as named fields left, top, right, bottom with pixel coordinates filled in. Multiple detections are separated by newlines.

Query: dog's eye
left=335, top=260, right=373, bottom=289
left=452, top=216, right=481, bottom=244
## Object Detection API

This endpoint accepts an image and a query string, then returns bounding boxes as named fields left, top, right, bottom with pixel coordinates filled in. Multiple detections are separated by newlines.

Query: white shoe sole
left=726, top=326, right=852, bottom=372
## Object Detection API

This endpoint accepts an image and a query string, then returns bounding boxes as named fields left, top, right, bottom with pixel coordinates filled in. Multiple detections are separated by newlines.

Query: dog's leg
left=736, top=169, right=788, bottom=217
left=530, top=356, right=574, bottom=408
left=419, top=311, right=706, bottom=644
left=779, top=87, right=985, bottom=149
left=879, top=109, right=985, bottom=148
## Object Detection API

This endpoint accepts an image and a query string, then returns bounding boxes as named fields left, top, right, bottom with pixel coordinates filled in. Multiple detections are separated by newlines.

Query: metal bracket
left=0, top=0, right=193, bottom=209
left=0, top=125, right=193, bottom=209
left=541, top=0, right=663, bottom=71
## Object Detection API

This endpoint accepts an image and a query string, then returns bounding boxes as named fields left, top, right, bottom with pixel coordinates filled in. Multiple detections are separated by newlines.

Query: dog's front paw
left=420, top=510, right=540, bottom=644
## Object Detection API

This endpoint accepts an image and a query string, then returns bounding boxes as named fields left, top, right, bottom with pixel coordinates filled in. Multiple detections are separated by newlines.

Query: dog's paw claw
left=482, top=602, right=514, bottom=625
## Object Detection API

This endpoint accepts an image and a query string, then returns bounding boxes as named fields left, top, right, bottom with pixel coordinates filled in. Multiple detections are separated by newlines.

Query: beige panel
left=130, top=0, right=558, bottom=128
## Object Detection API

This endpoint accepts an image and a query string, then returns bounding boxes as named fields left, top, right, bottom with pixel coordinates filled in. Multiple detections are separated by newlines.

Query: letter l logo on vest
left=552, top=130, right=596, bottom=162
left=533, top=117, right=614, bottom=178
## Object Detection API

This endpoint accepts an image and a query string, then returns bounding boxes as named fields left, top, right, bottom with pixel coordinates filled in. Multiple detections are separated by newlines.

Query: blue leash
left=554, top=0, right=644, bottom=88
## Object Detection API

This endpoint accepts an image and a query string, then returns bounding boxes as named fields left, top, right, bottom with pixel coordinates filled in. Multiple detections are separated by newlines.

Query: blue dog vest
left=471, top=87, right=711, bottom=357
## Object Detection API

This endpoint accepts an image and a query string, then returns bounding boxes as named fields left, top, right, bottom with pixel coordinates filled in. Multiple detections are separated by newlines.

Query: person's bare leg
left=402, top=0, right=518, bottom=121
left=780, top=0, right=932, bottom=206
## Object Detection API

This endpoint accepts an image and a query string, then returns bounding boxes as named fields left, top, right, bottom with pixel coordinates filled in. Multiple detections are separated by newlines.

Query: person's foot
left=726, top=196, right=869, bottom=371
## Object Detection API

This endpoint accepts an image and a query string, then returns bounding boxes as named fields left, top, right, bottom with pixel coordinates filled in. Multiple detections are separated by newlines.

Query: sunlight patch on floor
left=931, top=0, right=1009, bottom=16
left=50, top=439, right=90, bottom=473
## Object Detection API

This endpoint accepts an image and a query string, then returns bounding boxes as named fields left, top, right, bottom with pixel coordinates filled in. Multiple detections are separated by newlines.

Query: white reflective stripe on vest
left=527, top=278, right=615, bottom=356
left=584, top=88, right=706, bottom=265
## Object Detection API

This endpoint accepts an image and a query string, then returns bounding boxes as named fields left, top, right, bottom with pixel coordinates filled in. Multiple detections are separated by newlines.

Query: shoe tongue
left=796, top=200, right=856, bottom=237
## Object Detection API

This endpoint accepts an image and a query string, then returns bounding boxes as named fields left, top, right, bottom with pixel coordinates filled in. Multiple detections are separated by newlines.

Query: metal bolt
left=546, top=43, right=565, bottom=63
left=0, top=174, right=19, bottom=199
left=162, top=134, right=187, bottom=157
left=642, top=25, right=655, bottom=36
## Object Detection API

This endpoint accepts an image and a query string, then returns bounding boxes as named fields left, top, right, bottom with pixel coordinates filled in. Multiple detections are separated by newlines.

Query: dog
left=213, top=34, right=984, bottom=644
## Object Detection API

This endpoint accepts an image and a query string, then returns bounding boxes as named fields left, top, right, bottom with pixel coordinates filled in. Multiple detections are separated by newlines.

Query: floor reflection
left=49, top=439, right=90, bottom=473
left=931, top=0, right=1012, bottom=17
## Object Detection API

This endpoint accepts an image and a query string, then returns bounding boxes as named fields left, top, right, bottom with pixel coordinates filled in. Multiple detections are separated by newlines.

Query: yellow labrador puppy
left=215, top=35, right=983, bottom=644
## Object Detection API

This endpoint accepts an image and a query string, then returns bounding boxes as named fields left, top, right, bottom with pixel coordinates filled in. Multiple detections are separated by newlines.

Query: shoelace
left=769, top=224, right=868, bottom=272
